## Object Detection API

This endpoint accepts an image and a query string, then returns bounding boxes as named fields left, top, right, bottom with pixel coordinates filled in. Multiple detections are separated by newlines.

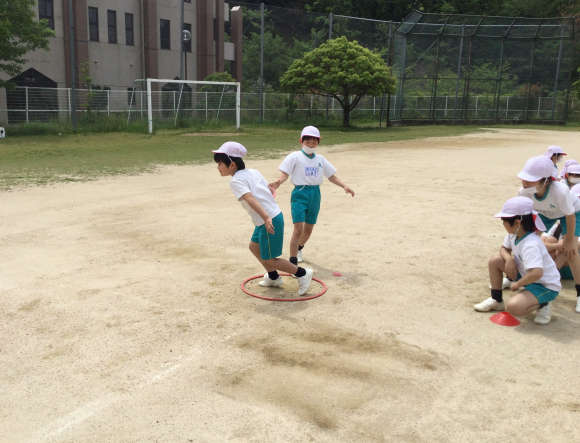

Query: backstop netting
left=391, top=12, right=576, bottom=123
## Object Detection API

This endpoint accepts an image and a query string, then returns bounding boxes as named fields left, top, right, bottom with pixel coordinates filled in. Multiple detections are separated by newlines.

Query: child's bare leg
left=543, top=236, right=558, bottom=260
left=505, top=290, right=541, bottom=316
left=489, top=254, right=507, bottom=290
left=263, top=258, right=299, bottom=275
left=290, top=222, right=304, bottom=257
left=299, top=223, right=315, bottom=247
left=249, top=241, right=276, bottom=273
left=555, top=252, right=568, bottom=269
left=563, top=234, right=580, bottom=284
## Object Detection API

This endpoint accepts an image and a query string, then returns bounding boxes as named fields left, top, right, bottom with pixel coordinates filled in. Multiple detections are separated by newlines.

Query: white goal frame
left=144, top=78, right=241, bottom=133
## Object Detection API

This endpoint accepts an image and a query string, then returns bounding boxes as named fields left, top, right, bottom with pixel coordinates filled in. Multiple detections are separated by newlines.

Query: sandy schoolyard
left=1, top=128, right=580, bottom=442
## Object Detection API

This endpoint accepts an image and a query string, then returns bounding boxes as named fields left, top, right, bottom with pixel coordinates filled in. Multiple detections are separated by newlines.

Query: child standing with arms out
left=517, top=155, right=580, bottom=313
left=269, top=126, right=354, bottom=265
left=213, top=142, right=314, bottom=295
left=474, top=197, right=560, bottom=325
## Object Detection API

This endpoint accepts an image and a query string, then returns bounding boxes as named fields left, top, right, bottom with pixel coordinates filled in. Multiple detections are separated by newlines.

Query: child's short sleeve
left=521, top=243, right=544, bottom=271
left=320, top=157, right=337, bottom=178
left=279, top=153, right=297, bottom=175
left=502, top=235, right=512, bottom=249
left=554, top=186, right=576, bottom=216
left=229, top=176, right=251, bottom=200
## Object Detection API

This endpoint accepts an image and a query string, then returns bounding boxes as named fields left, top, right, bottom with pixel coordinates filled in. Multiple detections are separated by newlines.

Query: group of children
left=212, top=127, right=354, bottom=296
left=475, top=145, right=580, bottom=325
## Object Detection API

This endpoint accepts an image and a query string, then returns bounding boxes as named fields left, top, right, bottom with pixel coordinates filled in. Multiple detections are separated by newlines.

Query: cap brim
left=301, top=135, right=321, bottom=139
left=517, top=171, right=543, bottom=182
left=495, top=211, right=516, bottom=218
left=211, top=149, right=224, bottom=153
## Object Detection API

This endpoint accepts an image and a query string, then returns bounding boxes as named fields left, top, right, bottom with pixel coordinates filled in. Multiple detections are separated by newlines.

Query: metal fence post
left=107, top=90, right=110, bottom=116
left=259, top=2, right=264, bottom=124
left=453, top=23, right=465, bottom=119
left=475, top=95, right=478, bottom=118
left=538, top=97, right=541, bottom=117
left=68, top=88, right=71, bottom=120
left=551, top=25, right=565, bottom=119
left=205, top=92, right=208, bottom=122
left=326, top=13, right=333, bottom=119
left=25, top=86, right=29, bottom=123
left=506, top=96, right=509, bottom=118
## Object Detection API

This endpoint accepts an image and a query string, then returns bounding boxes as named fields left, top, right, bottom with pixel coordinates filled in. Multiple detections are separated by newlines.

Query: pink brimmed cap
left=571, top=184, right=580, bottom=196
left=211, top=141, right=247, bottom=158
left=517, top=155, right=554, bottom=182
left=544, top=145, right=566, bottom=156
left=495, top=196, right=546, bottom=231
left=301, top=126, right=321, bottom=139
left=566, top=164, right=580, bottom=175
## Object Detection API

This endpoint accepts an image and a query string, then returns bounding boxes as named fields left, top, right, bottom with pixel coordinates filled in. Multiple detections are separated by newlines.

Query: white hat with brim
left=566, top=164, right=580, bottom=175
left=517, top=155, right=555, bottom=182
left=301, top=126, right=321, bottom=139
left=495, top=196, right=546, bottom=231
left=544, top=145, right=566, bottom=156
left=211, top=141, right=247, bottom=158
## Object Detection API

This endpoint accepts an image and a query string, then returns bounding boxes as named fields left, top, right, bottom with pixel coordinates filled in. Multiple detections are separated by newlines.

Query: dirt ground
left=2, top=128, right=580, bottom=443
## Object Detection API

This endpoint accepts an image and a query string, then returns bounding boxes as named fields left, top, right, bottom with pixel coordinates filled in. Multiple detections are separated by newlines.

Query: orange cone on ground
left=490, top=311, right=521, bottom=327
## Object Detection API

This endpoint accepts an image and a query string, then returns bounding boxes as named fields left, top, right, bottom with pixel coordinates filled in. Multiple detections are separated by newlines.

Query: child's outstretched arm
left=328, top=174, right=355, bottom=197
left=269, top=172, right=289, bottom=190
left=240, top=192, right=274, bottom=233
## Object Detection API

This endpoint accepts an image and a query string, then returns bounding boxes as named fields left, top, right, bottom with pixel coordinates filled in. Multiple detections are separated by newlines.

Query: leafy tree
left=280, top=36, right=396, bottom=126
left=0, top=0, right=54, bottom=88
left=200, top=72, right=236, bottom=92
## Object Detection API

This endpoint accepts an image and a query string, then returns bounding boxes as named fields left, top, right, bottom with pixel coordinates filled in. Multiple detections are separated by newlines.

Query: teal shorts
left=251, top=213, right=284, bottom=260
left=560, top=265, right=573, bottom=280
left=516, top=273, right=559, bottom=303
left=539, top=212, right=580, bottom=237
left=291, top=185, right=321, bottom=225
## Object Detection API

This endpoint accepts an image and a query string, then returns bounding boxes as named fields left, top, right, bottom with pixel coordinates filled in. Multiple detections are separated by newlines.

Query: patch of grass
left=0, top=124, right=512, bottom=190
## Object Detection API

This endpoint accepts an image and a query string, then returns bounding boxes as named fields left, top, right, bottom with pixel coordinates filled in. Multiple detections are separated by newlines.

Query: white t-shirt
left=552, top=164, right=559, bottom=179
left=229, top=169, right=281, bottom=226
left=503, top=232, right=562, bottom=292
left=278, top=151, right=337, bottom=186
left=518, top=180, right=580, bottom=219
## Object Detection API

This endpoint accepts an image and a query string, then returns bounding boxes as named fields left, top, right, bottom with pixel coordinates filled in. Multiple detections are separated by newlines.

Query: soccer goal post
left=139, top=78, right=241, bottom=133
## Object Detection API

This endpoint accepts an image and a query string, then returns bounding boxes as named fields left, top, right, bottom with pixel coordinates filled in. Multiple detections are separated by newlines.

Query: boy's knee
left=293, top=224, right=304, bottom=235
left=488, top=254, right=503, bottom=267
left=505, top=300, right=522, bottom=316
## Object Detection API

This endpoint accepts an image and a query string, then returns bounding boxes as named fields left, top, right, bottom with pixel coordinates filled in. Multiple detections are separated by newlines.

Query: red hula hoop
left=241, top=273, right=327, bottom=302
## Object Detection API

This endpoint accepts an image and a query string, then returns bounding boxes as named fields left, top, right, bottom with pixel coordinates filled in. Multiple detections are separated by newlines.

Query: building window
left=125, top=13, right=134, bottom=46
left=107, top=10, right=117, bottom=44
left=39, top=0, right=54, bottom=30
left=160, top=19, right=170, bottom=50
left=88, top=7, right=99, bottom=41
left=183, top=23, right=192, bottom=52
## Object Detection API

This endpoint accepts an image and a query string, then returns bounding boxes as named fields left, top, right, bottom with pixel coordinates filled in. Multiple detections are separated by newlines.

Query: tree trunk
left=342, top=95, right=350, bottom=126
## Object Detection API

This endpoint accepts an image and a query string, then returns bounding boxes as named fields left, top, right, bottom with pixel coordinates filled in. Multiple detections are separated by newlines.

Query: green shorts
left=516, top=273, right=559, bottom=303
left=560, top=265, right=573, bottom=280
left=251, top=213, right=284, bottom=260
left=539, top=212, right=580, bottom=237
left=291, top=185, right=321, bottom=225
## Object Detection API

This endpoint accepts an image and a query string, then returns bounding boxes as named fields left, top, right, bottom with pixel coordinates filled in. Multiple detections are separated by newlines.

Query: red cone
left=332, top=272, right=342, bottom=276
left=490, top=311, right=521, bottom=327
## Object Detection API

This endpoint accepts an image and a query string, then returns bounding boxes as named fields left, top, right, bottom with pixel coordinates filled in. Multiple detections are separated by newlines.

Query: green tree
left=200, top=72, right=236, bottom=92
left=0, top=0, right=54, bottom=88
left=280, top=36, right=396, bottom=126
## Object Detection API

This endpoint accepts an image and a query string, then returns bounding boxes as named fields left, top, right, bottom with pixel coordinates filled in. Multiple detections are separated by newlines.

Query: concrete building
left=0, top=0, right=243, bottom=119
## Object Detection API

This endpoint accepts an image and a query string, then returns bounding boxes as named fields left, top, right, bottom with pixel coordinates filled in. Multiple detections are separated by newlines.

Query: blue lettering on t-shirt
left=305, top=167, right=319, bottom=177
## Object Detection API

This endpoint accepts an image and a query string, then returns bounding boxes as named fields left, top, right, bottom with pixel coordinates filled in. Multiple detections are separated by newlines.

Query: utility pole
left=68, top=0, right=76, bottom=131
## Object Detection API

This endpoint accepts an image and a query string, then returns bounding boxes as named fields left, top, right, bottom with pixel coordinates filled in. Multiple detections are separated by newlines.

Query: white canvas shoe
left=297, top=268, right=313, bottom=296
left=259, top=273, right=284, bottom=287
left=535, top=302, right=552, bottom=325
left=297, top=250, right=304, bottom=263
left=576, top=297, right=580, bottom=314
left=474, top=297, right=505, bottom=312
left=489, top=277, right=512, bottom=290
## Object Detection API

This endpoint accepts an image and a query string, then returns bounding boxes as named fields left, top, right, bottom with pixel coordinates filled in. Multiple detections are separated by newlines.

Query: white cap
left=544, top=145, right=566, bottom=156
left=559, top=159, right=578, bottom=178
left=211, top=141, right=247, bottom=158
left=517, top=155, right=554, bottom=182
left=301, top=126, right=321, bottom=139
left=495, top=196, right=546, bottom=231
left=571, top=184, right=580, bottom=196
left=567, top=164, right=580, bottom=175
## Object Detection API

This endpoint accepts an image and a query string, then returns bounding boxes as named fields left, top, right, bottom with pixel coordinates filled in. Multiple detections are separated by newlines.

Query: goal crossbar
left=145, top=78, right=241, bottom=133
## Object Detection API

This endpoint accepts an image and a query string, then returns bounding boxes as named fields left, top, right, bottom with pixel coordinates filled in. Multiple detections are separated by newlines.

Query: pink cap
left=495, top=196, right=546, bottom=231
left=544, top=145, right=566, bottom=156
left=559, top=159, right=578, bottom=178
left=517, top=155, right=555, bottom=182
left=571, top=184, right=580, bottom=196
left=301, top=126, right=321, bottom=139
left=566, top=164, right=580, bottom=175
left=211, top=141, right=247, bottom=158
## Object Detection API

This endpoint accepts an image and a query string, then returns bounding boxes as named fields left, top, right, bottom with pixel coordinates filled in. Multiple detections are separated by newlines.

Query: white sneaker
left=576, top=297, right=580, bottom=314
left=259, top=273, right=284, bottom=287
left=535, top=302, right=552, bottom=325
left=489, top=277, right=512, bottom=290
left=297, top=250, right=304, bottom=263
left=474, top=297, right=505, bottom=312
left=297, top=268, right=313, bottom=296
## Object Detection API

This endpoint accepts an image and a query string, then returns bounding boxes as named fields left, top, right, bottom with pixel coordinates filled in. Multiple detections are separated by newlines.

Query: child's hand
left=510, top=281, right=521, bottom=291
left=343, top=185, right=355, bottom=197
left=265, top=217, right=275, bottom=234
left=505, top=259, right=518, bottom=281
left=269, top=180, right=281, bottom=190
left=563, top=238, right=577, bottom=259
